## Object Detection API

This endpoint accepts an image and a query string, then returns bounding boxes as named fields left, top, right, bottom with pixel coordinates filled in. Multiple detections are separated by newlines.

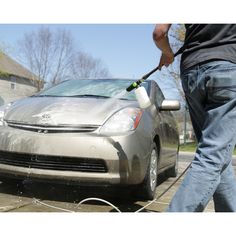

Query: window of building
left=11, top=83, right=16, bottom=90
left=10, top=77, right=16, bottom=90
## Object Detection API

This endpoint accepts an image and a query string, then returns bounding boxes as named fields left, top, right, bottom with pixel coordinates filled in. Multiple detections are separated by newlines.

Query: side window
left=155, top=83, right=165, bottom=108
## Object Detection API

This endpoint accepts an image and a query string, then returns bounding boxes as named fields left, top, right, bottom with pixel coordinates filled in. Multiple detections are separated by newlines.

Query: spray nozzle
left=126, top=66, right=160, bottom=92
left=126, top=79, right=144, bottom=92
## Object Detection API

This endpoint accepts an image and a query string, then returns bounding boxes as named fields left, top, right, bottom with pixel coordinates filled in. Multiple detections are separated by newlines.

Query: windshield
left=36, top=79, right=149, bottom=101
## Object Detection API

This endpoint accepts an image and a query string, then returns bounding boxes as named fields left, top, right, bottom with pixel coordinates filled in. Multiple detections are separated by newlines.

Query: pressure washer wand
left=126, top=65, right=160, bottom=92
left=126, top=48, right=181, bottom=92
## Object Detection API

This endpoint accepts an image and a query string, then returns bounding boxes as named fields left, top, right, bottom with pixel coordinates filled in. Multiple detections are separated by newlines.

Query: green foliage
left=0, top=70, right=10, bottom=78
left=180, top=142, right=236, bottom=156
left=179, top=142, right=197, bottom=152
left=0, top=50, right=10, bottom=78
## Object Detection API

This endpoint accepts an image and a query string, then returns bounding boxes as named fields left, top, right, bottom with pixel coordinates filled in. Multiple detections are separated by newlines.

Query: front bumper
left=0, top=125, right=152, bottom=185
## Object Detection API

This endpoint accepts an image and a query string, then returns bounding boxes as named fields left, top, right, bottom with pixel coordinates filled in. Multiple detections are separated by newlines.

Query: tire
left=166, top=151, right=179, bottom=178
left=138, top=145, right=159, bottom=200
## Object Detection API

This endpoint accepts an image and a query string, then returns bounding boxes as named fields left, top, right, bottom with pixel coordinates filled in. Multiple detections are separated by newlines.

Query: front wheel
left=139, top=145, right=159, bottom=200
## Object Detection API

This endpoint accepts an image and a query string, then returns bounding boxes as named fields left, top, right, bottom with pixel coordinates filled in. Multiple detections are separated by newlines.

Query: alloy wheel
left=149, top=149, right=158, bottom=192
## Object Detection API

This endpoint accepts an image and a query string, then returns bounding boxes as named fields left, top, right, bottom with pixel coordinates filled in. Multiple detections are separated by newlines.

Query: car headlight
left=0, top=103, right=12, bottom=126
left=100, top=107, right=143, bottom=134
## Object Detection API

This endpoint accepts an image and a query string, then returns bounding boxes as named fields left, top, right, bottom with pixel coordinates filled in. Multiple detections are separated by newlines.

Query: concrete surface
left=0, top=152, right=234, bottom=212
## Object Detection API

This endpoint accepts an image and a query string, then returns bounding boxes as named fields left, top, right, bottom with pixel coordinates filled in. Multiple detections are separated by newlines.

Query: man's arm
left=153, top=24, right=174, bottom=69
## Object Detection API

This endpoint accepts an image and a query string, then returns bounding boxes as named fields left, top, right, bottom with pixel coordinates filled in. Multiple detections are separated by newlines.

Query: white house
left=0, top=52, right=41, bottom=106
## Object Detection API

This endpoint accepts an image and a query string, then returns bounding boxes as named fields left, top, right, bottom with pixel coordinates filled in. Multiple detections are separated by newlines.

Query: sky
left=0, top=24, right=182, bottom=100
left=0, top=24, right=159, bottom=78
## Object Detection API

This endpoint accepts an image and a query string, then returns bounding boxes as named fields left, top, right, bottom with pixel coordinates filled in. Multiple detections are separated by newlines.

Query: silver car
left=0, top=79, right=180, bottom=200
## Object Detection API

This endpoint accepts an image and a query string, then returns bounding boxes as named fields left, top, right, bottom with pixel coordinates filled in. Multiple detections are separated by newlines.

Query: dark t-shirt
left=180, top=24, right=236, bottom=72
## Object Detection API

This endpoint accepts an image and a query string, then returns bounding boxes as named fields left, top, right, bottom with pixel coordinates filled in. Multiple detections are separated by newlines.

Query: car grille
left=0, top=150, right=108, bottom=173
left=6, top=121, right=99, bottom=133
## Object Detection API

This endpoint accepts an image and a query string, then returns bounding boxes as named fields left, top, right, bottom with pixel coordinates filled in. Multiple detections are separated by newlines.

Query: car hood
left=4, top=96, right=137, bottom=126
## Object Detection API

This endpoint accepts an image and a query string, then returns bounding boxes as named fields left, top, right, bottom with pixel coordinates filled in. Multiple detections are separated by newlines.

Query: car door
left=153, top=82, right=177, bottom=167
left=153, top=83, right=170, bottom=168
left=160, top=110, right=179, bottom=163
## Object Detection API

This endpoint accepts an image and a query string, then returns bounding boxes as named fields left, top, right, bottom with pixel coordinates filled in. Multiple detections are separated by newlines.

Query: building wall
left=0, top=75, right=38, bottom=105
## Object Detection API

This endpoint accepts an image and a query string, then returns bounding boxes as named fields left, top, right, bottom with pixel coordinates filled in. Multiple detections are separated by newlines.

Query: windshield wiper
left=33, top=94, right=127, bottom=99
left=118, top=98, right=130, bottom=100
left=68, top=94, right=111, bottom=99
left=32, top=95, right=62, bottom=97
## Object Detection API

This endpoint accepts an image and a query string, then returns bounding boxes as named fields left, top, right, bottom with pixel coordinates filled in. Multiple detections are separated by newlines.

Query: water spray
left=126, top=66, right=160, bottom=109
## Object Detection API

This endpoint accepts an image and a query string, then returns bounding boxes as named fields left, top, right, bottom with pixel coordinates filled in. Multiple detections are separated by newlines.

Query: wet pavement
left=0, top=152, right=235, bottom=213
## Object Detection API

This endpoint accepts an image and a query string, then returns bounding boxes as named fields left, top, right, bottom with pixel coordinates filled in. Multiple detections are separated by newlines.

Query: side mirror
left=159, top=99, right=181, bottom=111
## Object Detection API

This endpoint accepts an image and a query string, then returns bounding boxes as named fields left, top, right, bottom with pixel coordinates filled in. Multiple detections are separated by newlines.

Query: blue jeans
left=167, top=60, right=236, bottom=212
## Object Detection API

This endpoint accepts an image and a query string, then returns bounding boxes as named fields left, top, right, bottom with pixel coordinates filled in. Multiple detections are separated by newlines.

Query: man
left=153, top=24, right=236, bottom=212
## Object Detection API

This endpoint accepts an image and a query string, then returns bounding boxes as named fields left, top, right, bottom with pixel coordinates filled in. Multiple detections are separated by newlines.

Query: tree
left=72, top=51, right=111, bottom=79
left=166, top=24, right=186, bottom=98
left=167, top=24, right=194, bottom=143
left=18, top=26, right=75, bottom=90
left=50, top=29, right=75, bottom=85
left=155, top=24, right=186, bottom=101
left=0, top=44, right=12, bottom=79
left=154, top=24, right=192, bottom=138
left=18, top=26, right=111, bottom=90
left=0, top=41, right=13, bottom=55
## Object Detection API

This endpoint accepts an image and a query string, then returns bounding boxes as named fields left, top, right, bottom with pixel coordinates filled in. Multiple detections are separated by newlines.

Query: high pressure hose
left=30, top=162, right=191, bottom=213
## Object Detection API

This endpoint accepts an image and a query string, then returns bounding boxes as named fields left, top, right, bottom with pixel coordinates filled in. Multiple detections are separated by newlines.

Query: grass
left=180, top=142, right=236, bottom=156
left=179, top=142, right=197, bottom=152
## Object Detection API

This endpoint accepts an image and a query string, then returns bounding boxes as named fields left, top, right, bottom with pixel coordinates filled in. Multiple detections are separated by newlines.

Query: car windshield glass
left=36, top=79, right=149, bottom=101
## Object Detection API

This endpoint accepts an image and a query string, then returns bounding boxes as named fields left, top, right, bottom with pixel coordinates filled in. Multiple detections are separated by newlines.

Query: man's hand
left=153, top=24, right=174, bottom=69
left=158, top=52, right=174, bottom=69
